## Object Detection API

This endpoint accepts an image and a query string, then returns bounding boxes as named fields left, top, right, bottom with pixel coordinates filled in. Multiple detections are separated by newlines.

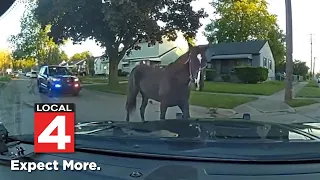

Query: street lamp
left=284, top=0, right=293, bottom=102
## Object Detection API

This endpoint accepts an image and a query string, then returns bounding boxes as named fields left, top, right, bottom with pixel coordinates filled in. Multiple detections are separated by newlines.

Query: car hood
left=10, top=119, right=320, bottom=161
left=74, top=119, right=320, bottom=141
left=50, top=75, right=76, bottom=78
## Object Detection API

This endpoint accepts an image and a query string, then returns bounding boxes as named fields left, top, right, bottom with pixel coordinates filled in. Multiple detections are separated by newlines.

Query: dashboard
left=0, top=142, right=320, bottom=180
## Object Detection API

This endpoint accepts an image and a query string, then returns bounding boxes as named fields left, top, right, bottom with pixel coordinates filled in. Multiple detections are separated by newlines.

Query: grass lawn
left=286, top=99, right=319, bottom=107
left=200, top=81, right=285, bottom=95
left=0, top=76, right=11, bottom=82
left=84, top=84, right=257, bottom=109
left=305, top=80, right=319, bottom=87
left=296, top=81, right=320, bottom=98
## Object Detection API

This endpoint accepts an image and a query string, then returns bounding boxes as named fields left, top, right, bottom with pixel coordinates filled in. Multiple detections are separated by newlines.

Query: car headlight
left=74, top=78, right=79, bottom=82
left=51, top=77, right=61, bottom=81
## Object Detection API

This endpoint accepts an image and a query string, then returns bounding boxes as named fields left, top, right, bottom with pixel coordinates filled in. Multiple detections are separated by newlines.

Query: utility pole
left=310, top=33, right=314, bottom=77
left=284, top=0, right=293, bottom=102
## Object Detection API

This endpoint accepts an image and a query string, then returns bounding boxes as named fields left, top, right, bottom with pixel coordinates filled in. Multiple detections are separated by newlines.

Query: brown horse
left=125, top=44, right=209, bottom=122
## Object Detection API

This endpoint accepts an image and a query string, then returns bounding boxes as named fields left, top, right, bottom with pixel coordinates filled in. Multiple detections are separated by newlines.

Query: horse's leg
left=140, top=95, right=148, bottom=122
left=126, top=102, right=130, bottom=122
left=160, top=103, right=168, bottom=120
left=180, top=101, right=190, bottom=119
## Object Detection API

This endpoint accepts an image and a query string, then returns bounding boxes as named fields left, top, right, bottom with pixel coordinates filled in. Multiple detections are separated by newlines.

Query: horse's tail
left=126, top=67, right=140, bottom=114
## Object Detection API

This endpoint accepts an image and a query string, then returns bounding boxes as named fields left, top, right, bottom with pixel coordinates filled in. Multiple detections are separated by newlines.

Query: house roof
left=208, top=40, right=268, bottom=56
left=68, top=59, right=85, bottom=65
left=59, top=59, right=86, bottom=66
left=124, top=47, right=177, bottom=61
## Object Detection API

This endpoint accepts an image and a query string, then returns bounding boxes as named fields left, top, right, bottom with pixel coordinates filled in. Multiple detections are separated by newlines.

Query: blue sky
left=0, top=0, right=319, bottom=71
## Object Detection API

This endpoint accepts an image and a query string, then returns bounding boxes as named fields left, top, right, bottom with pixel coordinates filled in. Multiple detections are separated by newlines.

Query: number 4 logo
left=38, top=116, right=71, bottom=150
left=34, top=104, right=75, bottom=153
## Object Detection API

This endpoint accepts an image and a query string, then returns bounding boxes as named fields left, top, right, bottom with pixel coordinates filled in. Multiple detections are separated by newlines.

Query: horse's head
left=186, top=44, right=209, bottom=82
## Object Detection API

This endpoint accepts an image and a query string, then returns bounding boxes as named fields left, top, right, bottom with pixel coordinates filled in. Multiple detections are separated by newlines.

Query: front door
left=221, top=60, right=229, bottom=74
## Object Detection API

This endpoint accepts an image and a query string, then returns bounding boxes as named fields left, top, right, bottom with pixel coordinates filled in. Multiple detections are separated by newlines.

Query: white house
left=120, top=32, right=189, bottom=73
left=59, top=59, right=87, bottom=75
left=94, top=56, right=122, bottom=75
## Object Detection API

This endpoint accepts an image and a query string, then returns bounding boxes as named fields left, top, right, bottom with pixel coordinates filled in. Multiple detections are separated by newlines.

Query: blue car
left=37, top=65, right=81, bottom=97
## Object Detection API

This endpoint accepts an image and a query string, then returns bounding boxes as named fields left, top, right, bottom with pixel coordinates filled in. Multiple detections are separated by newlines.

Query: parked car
left=26, top=72, right=31, bottom=77
left=30, top=71, right=37, bottom=78
left=11, top=71, right=19, bottom=78
left=37, top=65, right=81, bottom=97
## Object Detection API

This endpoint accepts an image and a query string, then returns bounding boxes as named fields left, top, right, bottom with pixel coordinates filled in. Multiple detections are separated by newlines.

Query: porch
left=206, top=54, right=253, bottom=82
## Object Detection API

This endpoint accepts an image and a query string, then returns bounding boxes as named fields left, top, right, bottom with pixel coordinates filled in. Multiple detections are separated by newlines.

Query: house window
left=208, top=61, right=216, bottom=69
left=268, top=59, right=272, bottom=69
left=221, top=60, right=229, bottom=74
left=263, top=58, right=267, bottom=67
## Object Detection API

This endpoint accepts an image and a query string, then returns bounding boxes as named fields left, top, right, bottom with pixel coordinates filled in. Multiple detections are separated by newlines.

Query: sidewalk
left=233, top=82, right=308, bottom=115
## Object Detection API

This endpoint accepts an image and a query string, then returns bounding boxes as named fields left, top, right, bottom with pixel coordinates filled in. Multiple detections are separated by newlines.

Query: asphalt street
left=0, top=76, right=211, bottom=135
left=2, top=76, right=320, bottom=137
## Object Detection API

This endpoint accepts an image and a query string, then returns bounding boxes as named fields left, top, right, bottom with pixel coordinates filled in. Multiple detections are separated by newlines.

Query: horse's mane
left=164, top=46, right=197, bottom=72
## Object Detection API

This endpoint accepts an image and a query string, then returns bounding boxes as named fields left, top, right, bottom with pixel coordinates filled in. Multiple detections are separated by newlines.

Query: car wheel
left=72, top=91, right=79, bottom=96
left=47, top=85, right=53, bottom=97
left=38, top=85, right=43, bottom=93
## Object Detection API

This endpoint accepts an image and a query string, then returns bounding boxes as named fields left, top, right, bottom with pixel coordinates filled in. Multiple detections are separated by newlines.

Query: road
left=0, top=76, right=211, bottom=135
left=2, top=76, right=320, bottom=136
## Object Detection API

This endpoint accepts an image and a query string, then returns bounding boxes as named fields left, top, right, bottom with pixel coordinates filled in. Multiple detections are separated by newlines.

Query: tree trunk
left=108, top=56, right=119, bottom=86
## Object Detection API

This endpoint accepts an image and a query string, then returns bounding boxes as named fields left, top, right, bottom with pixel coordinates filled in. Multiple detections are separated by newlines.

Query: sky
left=0, top=0, right=319, bottom=71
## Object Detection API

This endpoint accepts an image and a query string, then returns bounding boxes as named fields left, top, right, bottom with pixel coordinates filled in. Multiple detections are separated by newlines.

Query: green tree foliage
left=12, top=58, right=36, bottom=71
left=59, top=50, right=69, bottom=62
left=70, top=51, right=92, bottom=61
left=0, top=49, right=13, bottom=75
left=7, top=0, right=65, bottom=66
left=293, top=60, right=309, bottom=77
left=204, top=0, right=285, bottom=71
left=34, top=0, right=207, bottom=85
left=277, top=60, right=309, bottom=77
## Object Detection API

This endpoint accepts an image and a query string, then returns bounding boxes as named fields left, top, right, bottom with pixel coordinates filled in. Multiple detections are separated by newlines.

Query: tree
left=70, top=51, right=92, bottom=62
left=34, top=0, right=207, bottom=85
left=60, top=50, right=69, bottom=62
left=268, top=25, right=286, bottom=71
left=7, top=0, right=66, bottom=66
left=204, top=0, right=285, bottom=70
left=12, top=58, right=36, bottom=71
left=0, top=49, right=12, bottom=75
left=293, top=60, right=309, bottom=77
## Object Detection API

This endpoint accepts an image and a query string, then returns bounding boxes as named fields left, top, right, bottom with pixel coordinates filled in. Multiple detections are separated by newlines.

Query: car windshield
left=0, top=0, right=319, bottom=161
left=49, top=67, right=72, bottom=76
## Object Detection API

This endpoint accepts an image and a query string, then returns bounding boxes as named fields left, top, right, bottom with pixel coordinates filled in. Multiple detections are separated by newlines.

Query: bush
left=221, top=74, right=231, bottom=82
left=235, top=66, right=268, bottom=84
left=205, top=69, right=216, bottom=81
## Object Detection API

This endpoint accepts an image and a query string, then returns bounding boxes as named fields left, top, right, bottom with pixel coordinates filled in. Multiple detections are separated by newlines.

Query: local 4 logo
left=34, top=103, right=75, bottom=153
